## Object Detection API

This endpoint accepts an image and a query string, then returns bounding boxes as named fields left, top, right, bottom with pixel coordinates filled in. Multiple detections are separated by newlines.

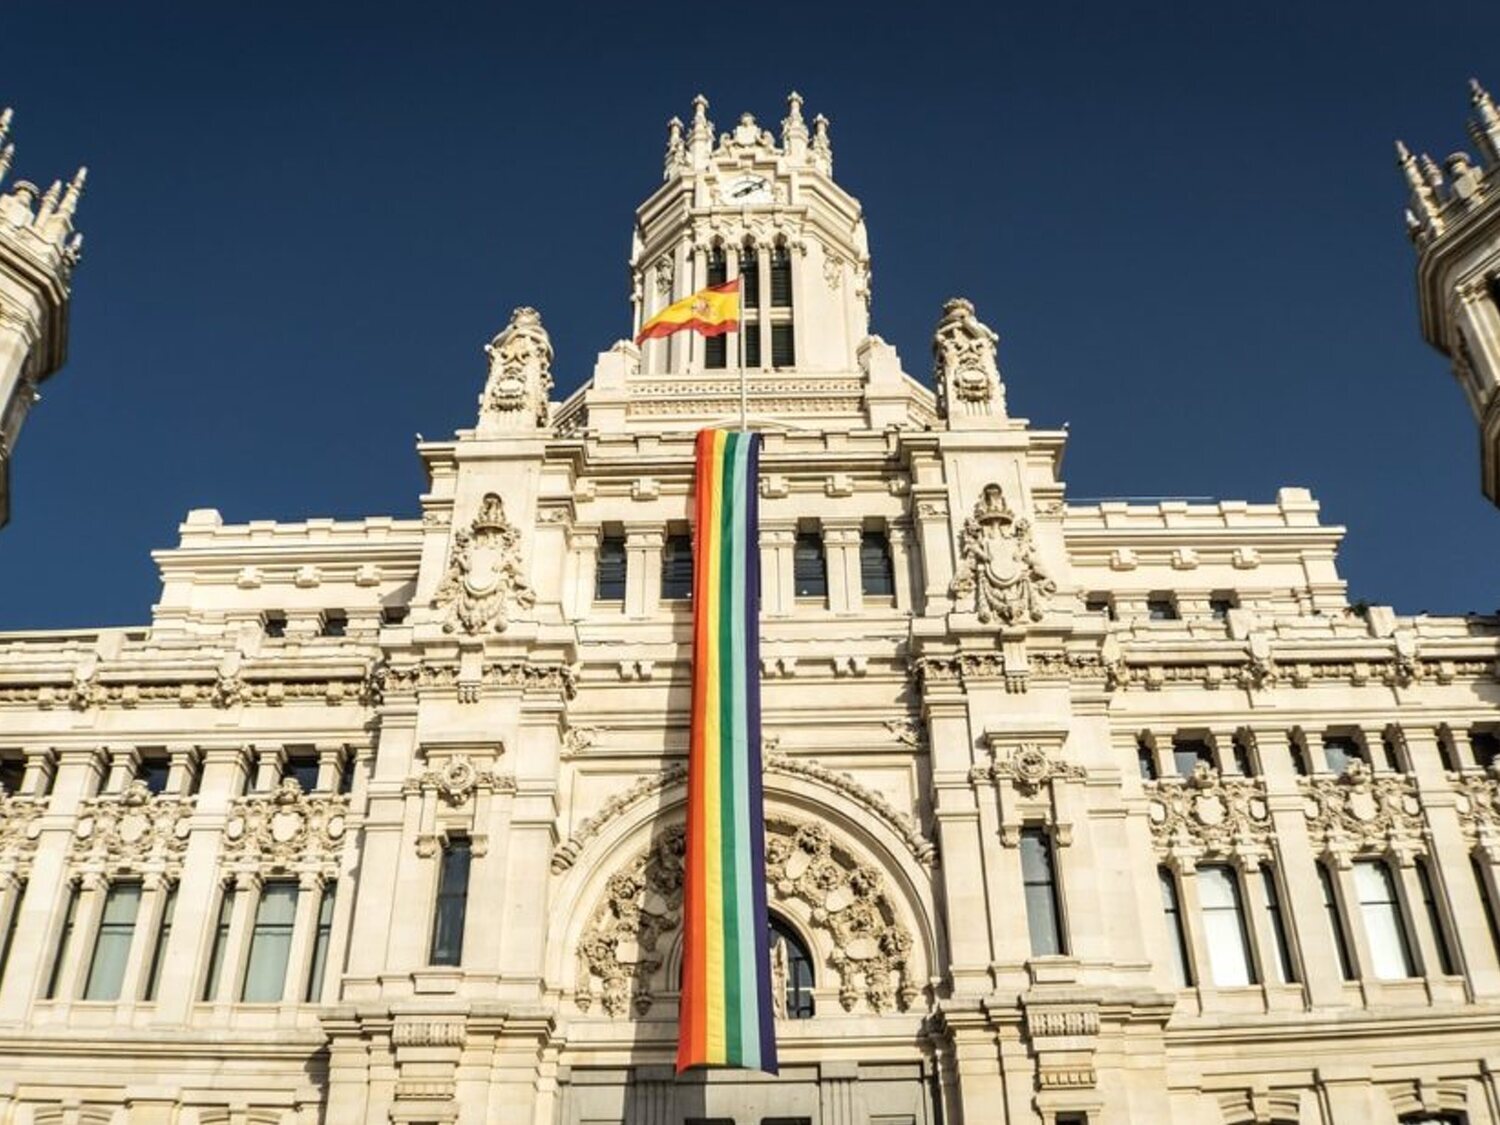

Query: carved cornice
left=0, top=671, right=378, bottom=711
left=376, top=660, right=577, bottom=701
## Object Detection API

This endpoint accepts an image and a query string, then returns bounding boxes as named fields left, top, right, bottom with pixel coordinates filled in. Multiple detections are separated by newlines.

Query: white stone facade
left=0, top=106, right=84, bottom=529
left=0, top=94, right=1498, bottom=1125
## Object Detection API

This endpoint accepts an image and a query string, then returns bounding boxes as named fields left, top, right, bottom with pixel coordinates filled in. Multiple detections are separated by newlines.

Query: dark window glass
left=1084, top=594, right=1113, bottom=619
left=84, top=884, right=146, bottom=1002
left=859, top=531, right=895, bottom=598
left=769, top=915, right=815, bottom=1019
left=771, top=323, right=795, bottom=367
left=1381, top=732, right=1404, bottom=772
left=1319, top=865, right=1356, bottom=981
left=143, top=884, right=176, bottom=1002
left=1289, top=735, right=1310, bottom=777
left=0, top=879, right=25, bottom=988
left=704, top=332, right=727, bottom=369
left=284, top=753, right=320, bottom=793
left=706, top=246, right=727, bottom=287
left=595, top=535, right=627, bottom=601
left=0, top=755, right=24, bottom=797
left=1020, top=828, right=1065, bottom=956
left=45, top=884, right=79, bottom=999
left=381, top=605, right=409, bottom=626
left=1416, top=859, right=1456, bottom=975
left=1172, top=738, right=1213, bottom=778
left=320, top=611, right=347, bottom=638
left=1146, top=595, right=1177, bottom=621
left=241, top=750, right=259, bottom=796
left=1437, top=733, right=1458, bottom=772
left=1231, top=737, right=1254, bottom=777
left=338, top=754, right=356, bottom=795
left=137, top=755, right=170, bottom=795
left=1056, top=1116, right=1089, bottom=1125
left=1474, top=856, right=1500, bottom=959
left=430, top=838, right=472, bottom=966
left=1137, top=740, right=1158, bottom=781
left=740, top=249, right=760, bottom=309
left=661, top=534, right=694, bottom=600
left=262, top=611, right=286, bottom=639
left=202, top=887, right=236, bottom=1000
left=762, top=1119, right=814, bottom=1125
left=240, top=881, right=299, bottom=1002
left=793, top=532, right=827, bottom=599
left=1158, top=867, right=1192, bottom=986
left=1261, top=865, right=1297, bottom=983
left=770, top=245, right=792, bottom=307
left=1471, top=730, right=1500, bottom=769
left=745, top=321, right=762, bottom=367
left=1209, top=594, right=1235, bottom=622
left=1323, top=735, right=1364, bottom=775
left=305, top=880, right=337, bottom=1001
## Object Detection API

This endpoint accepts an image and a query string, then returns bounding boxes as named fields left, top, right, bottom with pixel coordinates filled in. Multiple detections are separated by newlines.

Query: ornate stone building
left=0, top=105, right=84, bottom=529
left=0, top=93, right=1498, bottom=1124
left=1403, top=79, right=1500, bottom=506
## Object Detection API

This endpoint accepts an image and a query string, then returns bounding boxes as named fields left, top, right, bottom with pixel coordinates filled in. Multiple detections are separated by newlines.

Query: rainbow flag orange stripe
left=677, top=429, right=776, bottom=1074
left=636, top=279, right=740, bottom=344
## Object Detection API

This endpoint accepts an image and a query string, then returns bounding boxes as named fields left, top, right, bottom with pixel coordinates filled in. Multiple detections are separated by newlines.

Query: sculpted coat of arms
left=950, top=483, right=1055, bottom=625
left=432, top=493, right=536, bottom=635
left=480, top=306, right=553, bottom=428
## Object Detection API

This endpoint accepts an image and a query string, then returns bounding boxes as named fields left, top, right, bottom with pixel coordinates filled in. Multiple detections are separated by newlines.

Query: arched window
left=769, top=914, right=815, bottom=1019
left=705, top=246, right=727, bottom=369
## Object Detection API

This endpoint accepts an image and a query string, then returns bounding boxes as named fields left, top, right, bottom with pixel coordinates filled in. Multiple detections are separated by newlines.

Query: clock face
left=724, top=174, right=773, bottom=204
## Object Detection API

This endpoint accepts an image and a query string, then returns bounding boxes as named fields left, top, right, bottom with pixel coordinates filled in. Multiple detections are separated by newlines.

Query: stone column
left=315, top=743, right=346, bottom=793
left=566, top=525, right=600, bottom=619
left=116, top=872, right=169, bottom=1013
left=19, top=744, right=55, bottom=798
left=887, top=523, right=915, bottom=613
left=912, top=494, right=954, bottom=608
left=495, top=705, right=562, bottom=1003
left=52, top=872, right=105, bottom=1005
left=625, top=526, right=662, bottom=619
left=253, top=744, right=287, bottom=792
left=0, top=872, right=24, bottom=967
left=1173, top=860, right=1215, bottom=1004
left=1331, top=862, right=1376, bottom=992
left=760, top=522, right=795, bottom=617
left=1238, top=855, right=1293, bottom=1002
left=212, top=872, right=262, bottom=1008
left=818, top=1060, right=862, bottom=1125
left=165, top=744, right=200, bottom=796
left=104, top=745, right=140, bottom=794
left=927, top=693, right=993, bottom=993
left=823, top=519, right=863, bottom=615
left=281, top=872, right=325, bottom=1006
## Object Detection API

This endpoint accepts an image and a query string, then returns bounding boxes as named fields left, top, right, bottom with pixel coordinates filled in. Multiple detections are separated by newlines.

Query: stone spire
left=664, top=116, right=687, bottom=180
left=782, top=91, right=809, bottom=162
left=688, top=94, right=714, bottom=168
left=1470, top=78, right=1500, bottom=164
left=811, top=112, right=833, bottom=175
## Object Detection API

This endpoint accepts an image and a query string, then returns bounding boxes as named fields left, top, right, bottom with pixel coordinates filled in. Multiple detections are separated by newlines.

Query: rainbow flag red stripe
left=678, top=429, right=776, bottom=1074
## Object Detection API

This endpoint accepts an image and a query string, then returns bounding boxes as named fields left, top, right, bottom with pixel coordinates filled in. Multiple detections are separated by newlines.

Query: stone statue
left=933, top=297, right=1005, bottom=418
left=950, top=483, right=1055, bottom=625
left=431, top=493, right=536, bottom=635
left=480, top=307, right=553, bottom=429
left=770, top=933, right=790, bottom=1019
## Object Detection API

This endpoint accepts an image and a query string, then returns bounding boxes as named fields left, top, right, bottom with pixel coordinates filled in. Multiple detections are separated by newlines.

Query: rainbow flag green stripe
left=677, top=428, right=776, bottom=1074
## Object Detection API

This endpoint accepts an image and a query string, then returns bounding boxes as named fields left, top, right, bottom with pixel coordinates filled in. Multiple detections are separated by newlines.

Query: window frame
left=1019, top=826, right=1067, bottom=957
left=240, top=879, right=300, bottom=1003
left=1197, top=863, right=1258, bottom=987
left=429, top=835, right=472, bottom=967
left=594, top=532, right=627, bottom=603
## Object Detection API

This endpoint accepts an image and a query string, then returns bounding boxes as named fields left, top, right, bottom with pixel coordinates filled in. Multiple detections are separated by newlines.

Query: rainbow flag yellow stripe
left=636, top=279, right=740, bottom=344
left=677, top=429, right=776, bottom=1074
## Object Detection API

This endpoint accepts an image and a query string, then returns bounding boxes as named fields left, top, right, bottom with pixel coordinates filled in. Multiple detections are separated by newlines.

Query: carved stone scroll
left=950, top=483, right=1055, bottom=624
left=431, top=493, right=536, bottom=636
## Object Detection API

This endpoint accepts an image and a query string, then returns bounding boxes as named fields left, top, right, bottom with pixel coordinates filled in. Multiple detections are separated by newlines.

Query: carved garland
left=574, top=819, right=917, bottom=1018
left=0, top=796, right=43, bottom=871
left=1144, top=765, right=1272, bottom=863
left=71, top=781, right=194, bottom=878
left=1454, top=767, right=1500, bottom=853
left=1300, top=762, right=1425, bottom=864
left=220, top=779, right=350, bottom=874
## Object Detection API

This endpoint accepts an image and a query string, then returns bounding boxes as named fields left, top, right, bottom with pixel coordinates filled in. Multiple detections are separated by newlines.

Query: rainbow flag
left=678, top=428, right=777, bottom=1074
left=636, top=279, right=740, bottom=344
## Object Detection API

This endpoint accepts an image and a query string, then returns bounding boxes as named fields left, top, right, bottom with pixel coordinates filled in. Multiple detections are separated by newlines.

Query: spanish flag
left=636, top=279, right=740, bottom=345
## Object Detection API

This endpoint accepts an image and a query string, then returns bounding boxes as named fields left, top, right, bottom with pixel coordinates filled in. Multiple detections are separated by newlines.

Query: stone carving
left=770, top=931, right=791, bottom=1019
left=0, top=796, right=45, bottom=868
left=71, top=782, right=194, bottom=877
left=884, top=717, right=924, bottom=748
left=377, top=659, right=575, bottom=700
left=480, top=306, right=553, bottom=427
left=432, top=493, right=536, bottom=635
left=560, top=725, right=599, bottom=760
left=974, top=743, right=1085, bottom=797
left=69, top=659, right=104, bottom=711
left=404, top=755, right=514, bottom=806
left=1026, top=1006, right=1100, bottom=1038
left=950, top=484, right=1055, bottom=624
left=1300, top=762, right=1424, bottom=863
left=575, top=818, right=916, bottom=1017
left=1145, top=765, right=1271, bottom=861
left=391, top=1019, right=467, bottom=1047
left=221, top=779, right=349, bottom=872
left=932, top=298, right=1004, bottom=417
left=663, top=117, right=688, bottom=179
left=1454, top=766, right=1500, bottom=851
left=653, top=255, right=675, bottom=296
left=823, top=250, right=844, bottom=290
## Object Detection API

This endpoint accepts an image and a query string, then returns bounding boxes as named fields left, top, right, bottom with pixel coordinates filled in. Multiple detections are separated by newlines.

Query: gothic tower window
left=740, top=246, right=762, bottom=367
left=769, top=914, right=814, bottom=1019
left=769, top=243, right=795, bottom=367
left=705, top=247, right=728, bottom=369
left=770, top=245, right=792, bottom=307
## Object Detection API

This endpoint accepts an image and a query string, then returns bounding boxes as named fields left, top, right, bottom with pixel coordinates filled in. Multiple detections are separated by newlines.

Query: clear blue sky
left=3, top=2, right=1499, bottom=627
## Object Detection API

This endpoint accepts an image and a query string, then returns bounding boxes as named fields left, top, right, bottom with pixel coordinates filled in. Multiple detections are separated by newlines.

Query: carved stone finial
left=949, top=483, right=1055, bottom=625
left=810, top=113, right=833, bottom=174
left=479, top=306, right=553, bottom=429
left=431, top=493, right=537, bottom=635
left=933, top=297, right=1005, bottom=421
left=664, top=116, right=688, bottom=179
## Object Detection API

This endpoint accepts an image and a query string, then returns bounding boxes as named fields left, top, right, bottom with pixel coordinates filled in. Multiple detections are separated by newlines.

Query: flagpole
left=737, top=274, right=747, bottom=430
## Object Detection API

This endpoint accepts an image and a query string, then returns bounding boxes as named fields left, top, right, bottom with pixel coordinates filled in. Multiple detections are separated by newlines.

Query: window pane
left=305, top=881, right=337, bottom=1002
left=241, top=882, right=299, bottom=1002
left=84, top=882, right=142, bottom=1001
left=1323, top=736, right=1362, bottom=774
left=1136, top=741, right=1158, bottom=781
left=0, top=756, right=23, bottom=796
left=770, top=247, right=792, bottom=307
left=661, top=534, right=693, bottom=600
left=1319, top=865, right=1355, bottom=980
left=770, top=323, right=795, bottom=367
left=1020, top=829, right=1064, bottom=956
left=1146, top=596, right=1176, bottom=621
left=859, top=532, right=894, bottom=597
left=740, top=251, right=760, bottom=309
left=1172, top=739, right=1212, bottom=778
left=768, top=915, right=815, bottom=1019
left=45, top=884, right=79, bottom=999
left=1416, top=860, right=1455, bottom=975
left=745, top=321, right=762, bottom=367
left=137, top=757, right=170, bottom=795
left=792, top=532, right=827, bottom=598
left=284, top=754, right=320, bottom=792
left=143, top=884, right=177, bottom=1001
left=704, top=332, right=727, bottom=369
left=1198, top=865, right=1255, bottom=987
left=0, top=879, right=24, bottom=988
left=1260, top=866, right=1296, bottom=983
left=1354, top=861, right=1415, bottom=980
left=1158, top=868, right=1193, bottom=987
left=202, top=887, right=235, bottom=1000
left=430, top=839, right=472, bottom=966
left=595, top=536, right=627, bottom=601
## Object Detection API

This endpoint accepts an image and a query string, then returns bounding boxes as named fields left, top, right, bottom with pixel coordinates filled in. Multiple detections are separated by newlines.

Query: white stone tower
left=1401, top=78, right=1500, bottom=504
left=0, top=106, right=84, bottom=528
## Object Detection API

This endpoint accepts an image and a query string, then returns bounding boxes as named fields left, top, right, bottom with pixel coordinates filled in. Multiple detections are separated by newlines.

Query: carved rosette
left=479, top=306, right=553, bottom=427
left=405, top=753, right=514, bottom=858
left=1452, top=767, right=1500, bottom=854
left=0, top=796, right=45, bottom=871
left=949, top=483, right=1056, bottom=625
left=1300, top=762, right=1424, bottom=864
left=932, top=297, right=1004, bottom=417
left=1145, top=765, right=1272, bottom=863
left=574, top=819, right=917, bottom=1018
left=221, top=779, right=350, bottom=874
left=973, top=743, right=1085, bottom=798
left=71, top=781, right=194, bottom=878
left=431, top=493, right=536, bottom=636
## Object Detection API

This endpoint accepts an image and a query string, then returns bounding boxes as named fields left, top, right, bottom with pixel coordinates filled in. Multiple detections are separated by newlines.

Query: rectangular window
left=859, top=531, right=895, bottom=598
left=1198, top=864, right=1256, bottom=986
left=0, top=753, right=24, bottom=796
left=1322, top=735, right=1364, bottom=775
left=769, top=246, right=792, bottom=307
left=201, top=886, right=236, bottom=1000
left=1019, top=828, right=1065, bottom=956
left=241, top=881, right=299, bottom=1002
left=44, top=883, right=79, bottom=999
left=704, top=333, right=727, bottom=369
left=1319, top=864, right=1356, bottom=980
left=84, top=881, right=142, bottom=1001
left=1158, top=867, right=1193, bottom=987
left=283, top=752, right=320, bottom=793
left=305, top=880, right=337, bottom=1002
left=1171, top=738, right=1213, bottom=778
left=661, top=533, right=694, bottom=600
left=595, top=534, right=627, bottom=601
left=1209, top=593, right=1235, bottom=622
left=1415, top=859, right=1456, bottom=975
left=262, top=611, right=287, bottom=639
left=707, top=248, right=727, bottom=287
left=430, top=837, right=472, bottom=966
left=320, top=611, right=347, bottom=638
left=744, top=321, right=762, bottom=367
left=1084, top=594, right=1113, bottom=619
left=143, top=884, right=177, bottom=1002
left=1146, top=595, right=1177, bottom=621
left=1260, top=866, right=1297, bottom=983
left=0, top=879, right=26, bottom=988
left=739, top=251, right=760, bottom=309
left=1354, top=860, right=1415, bottom=980
left=1474, top=857, right=1500, bottom=959
left=792, top=531, right=827, bottom=599
left=1136, top=739, right=1158, bottom=782
left=1471, top=730, right=1500, bottom=769
left=770, top=322, right=795, bottom=367
left=136, top=753, right=170, bottom=796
